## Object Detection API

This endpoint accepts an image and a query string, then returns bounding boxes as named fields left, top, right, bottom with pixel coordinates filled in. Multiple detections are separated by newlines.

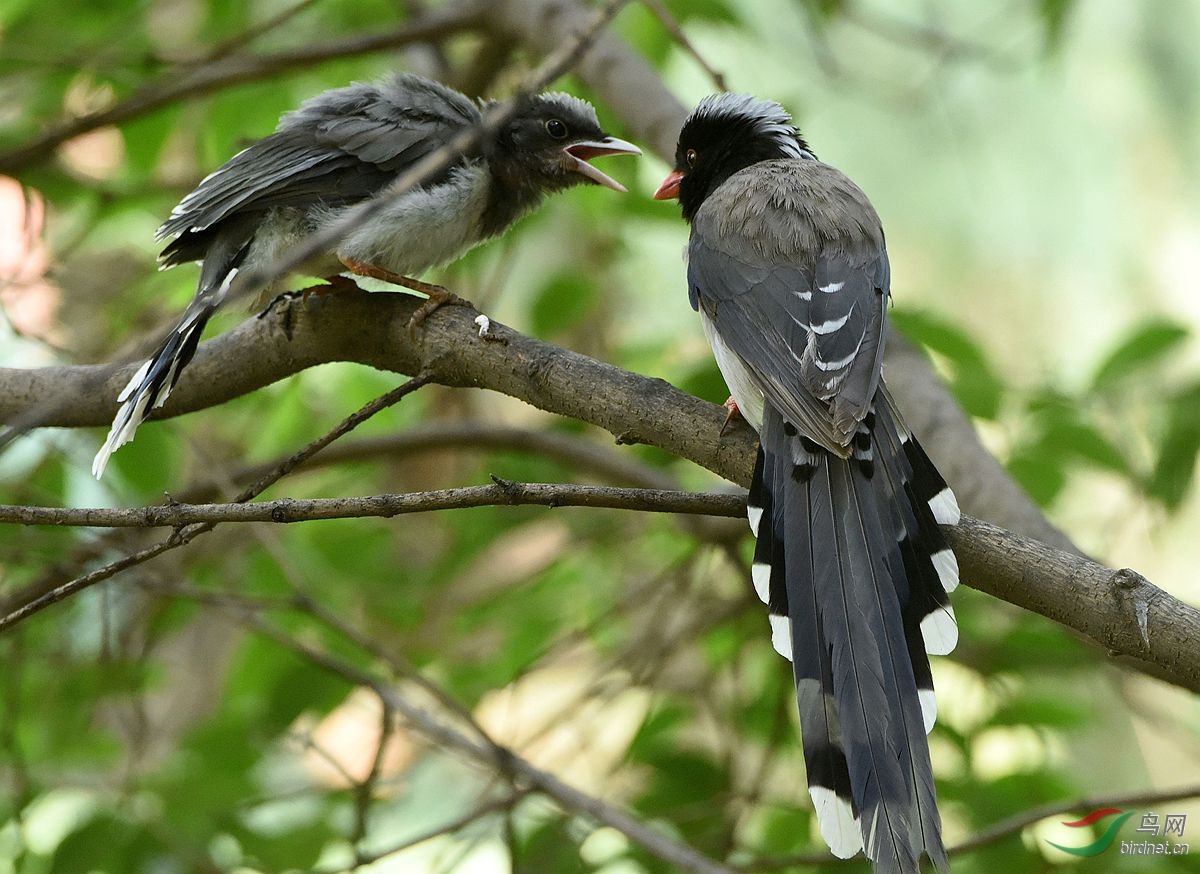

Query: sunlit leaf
left=1090, top=319, right=1189, bottom=389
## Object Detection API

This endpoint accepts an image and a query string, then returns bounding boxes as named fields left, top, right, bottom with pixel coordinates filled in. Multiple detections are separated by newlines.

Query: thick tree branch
left=1, top=290, right=1197, bottom=690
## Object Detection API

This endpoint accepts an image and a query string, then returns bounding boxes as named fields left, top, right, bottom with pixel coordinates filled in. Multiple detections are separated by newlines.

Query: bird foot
left=338, top=257, right=472, bottom=335
left=256, top=276, right=358, bottom=318
left=719, top=396, right=743, bottom=437
left=407, top=285, right=472, bottom=335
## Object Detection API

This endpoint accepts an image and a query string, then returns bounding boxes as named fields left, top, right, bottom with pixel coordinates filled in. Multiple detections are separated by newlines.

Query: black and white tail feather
left=665, top=92, right=961, bottom=872
left=748, top=392, right=958, bottom=873
left=91, top=252, right=245, bottom=478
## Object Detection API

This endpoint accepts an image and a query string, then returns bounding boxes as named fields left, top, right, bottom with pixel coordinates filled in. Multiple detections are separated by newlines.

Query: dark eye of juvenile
left=545, top=118, right=568, bottom=139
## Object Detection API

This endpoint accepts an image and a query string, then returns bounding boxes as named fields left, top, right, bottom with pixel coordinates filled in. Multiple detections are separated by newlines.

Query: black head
left=654, top=93, right=814, bottom=222
left=490, top=92, right=640, bottom=197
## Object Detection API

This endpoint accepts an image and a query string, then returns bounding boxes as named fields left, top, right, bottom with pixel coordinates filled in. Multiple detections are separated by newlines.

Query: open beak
left=564, top=137, right=641, bottom=192
left=653, top=169, right=684, bottom=201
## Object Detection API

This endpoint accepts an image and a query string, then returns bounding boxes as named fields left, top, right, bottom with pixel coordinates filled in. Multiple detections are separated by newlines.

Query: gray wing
left=687, top=177, right=889, bottom=452
left=158, top=73, right=480, bottom=264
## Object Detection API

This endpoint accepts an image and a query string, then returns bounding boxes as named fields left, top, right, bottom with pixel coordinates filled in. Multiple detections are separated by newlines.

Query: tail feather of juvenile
left=91, top=296, right=219, bottom=478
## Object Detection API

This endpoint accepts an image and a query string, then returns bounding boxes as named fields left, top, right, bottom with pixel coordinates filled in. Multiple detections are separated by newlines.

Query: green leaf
left=1006, top=450, right=1067, bottom=507
left=1038, top=0, right=1076, bottom=50
left=49, top=813, right=169, bottom=874
left=1147, top=380, right=1200, bottom=509
left=987, top=695, right=1088, bottom=729
left=1039, top=418, right=1129, bottom=476
left=891, top=308, right=1004, bottom=419
left=1090, top=319, right=1190, bottom=389
left=519, top=816, right=590, bottom=873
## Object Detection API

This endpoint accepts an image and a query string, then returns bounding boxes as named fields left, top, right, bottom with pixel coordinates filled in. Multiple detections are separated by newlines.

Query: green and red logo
left=1047, top=808, right=1135, bottom=856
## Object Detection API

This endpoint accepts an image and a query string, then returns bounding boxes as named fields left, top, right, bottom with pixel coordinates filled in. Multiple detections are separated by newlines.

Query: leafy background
left=1, top=0, right=1199, bottom=872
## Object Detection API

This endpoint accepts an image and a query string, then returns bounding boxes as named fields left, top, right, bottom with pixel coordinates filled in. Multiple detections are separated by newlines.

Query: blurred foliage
left=2, top=0, right=1199, bottom=873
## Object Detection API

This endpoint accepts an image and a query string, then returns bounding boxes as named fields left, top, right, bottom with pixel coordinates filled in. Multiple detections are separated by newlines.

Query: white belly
left=699, top=309, right=765, bottom=432
left=332, top=164, right=490, bottom=276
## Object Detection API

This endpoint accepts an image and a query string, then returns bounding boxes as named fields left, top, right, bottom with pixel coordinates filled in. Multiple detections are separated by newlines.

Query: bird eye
left=545, top=118, right=569, bottom=139
left=685, top=148, right=698, bottom=168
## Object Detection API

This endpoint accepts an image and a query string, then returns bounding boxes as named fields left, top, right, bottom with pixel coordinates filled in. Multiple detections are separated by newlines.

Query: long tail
left=92, top=293, right=223, bottom=479
left=748, top=390, right=959, bottom=873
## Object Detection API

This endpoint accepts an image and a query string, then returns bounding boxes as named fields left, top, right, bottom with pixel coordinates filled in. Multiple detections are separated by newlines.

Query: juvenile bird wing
left=158, top=73, right=481, bottom=265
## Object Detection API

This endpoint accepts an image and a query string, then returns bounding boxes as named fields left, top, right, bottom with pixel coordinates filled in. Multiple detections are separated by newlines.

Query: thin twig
left=226, top=604, right=737, bottom=874
left=188, top=0, right=327, bottom=65
left=0, top=5, right=483, bottom=174
left=0, top=482, right=746, bottom=528
left=326, top=790, right=530, bottom=873
left=0, top=375, right=431, bottom=634
left=189, top=423, right=687, bottom=496
left=639, top=0, right=727, bottom=91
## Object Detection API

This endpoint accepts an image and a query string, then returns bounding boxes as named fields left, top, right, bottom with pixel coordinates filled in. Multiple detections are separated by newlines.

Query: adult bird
left=92, top=73, right=639, bottom=478
left=654, top=94, right=959, bottom=873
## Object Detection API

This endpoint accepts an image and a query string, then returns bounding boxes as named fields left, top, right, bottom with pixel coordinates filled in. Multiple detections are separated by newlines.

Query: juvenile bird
left=93, top=73, right=639, bottom=477
left=655, top=94, right=959, bottom=873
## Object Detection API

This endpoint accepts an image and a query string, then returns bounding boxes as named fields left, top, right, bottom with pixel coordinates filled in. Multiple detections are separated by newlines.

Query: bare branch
left=0, top=374, right=433, bottom=634
left=194, top=423, right=689, bottom=496
left=0, top=481, right=746, bottom=527
left=325, top=790, right=531, bottom=873
left=221, top=602, right=738, bottom=874
left=638, top=0, right=728, bottom=91
left=0, top=5, right=484, bottom=175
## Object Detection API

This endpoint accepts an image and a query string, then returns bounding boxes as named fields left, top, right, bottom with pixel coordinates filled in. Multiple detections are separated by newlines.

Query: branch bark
left=0, top=481, right=746, bottom=527
left=1, top=289, right=1197, bottom=691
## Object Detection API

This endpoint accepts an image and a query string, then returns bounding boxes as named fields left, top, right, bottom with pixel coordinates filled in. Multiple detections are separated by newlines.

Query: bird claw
left=407, top=286, right=472, bottom=335
left=719, top=396, right=743, bottom=437
left=256, top=276, right=358, bottom=319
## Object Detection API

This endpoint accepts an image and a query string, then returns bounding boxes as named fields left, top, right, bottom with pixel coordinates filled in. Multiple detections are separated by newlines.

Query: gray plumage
left=93, top=73, right=638, bottom=477
left=689, top=159, right=888, bottom=449
left=661, top=93, right=959, bottom=873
